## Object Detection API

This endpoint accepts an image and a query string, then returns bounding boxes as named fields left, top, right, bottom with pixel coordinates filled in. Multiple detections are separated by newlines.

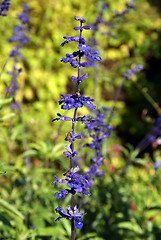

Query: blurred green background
left=0, top=0, right=161, bottom=239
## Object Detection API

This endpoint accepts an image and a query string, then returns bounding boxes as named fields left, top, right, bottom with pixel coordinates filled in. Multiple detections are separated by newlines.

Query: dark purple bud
left=154, top=160, right=160, bottom=170
left=80, top=62, right=88, bottom=67
left=74, top=26, right=82, bottom=31
left=78, top=43, right=90, bottom=52
left=71, top=76, right=77, bottom=82
left=74, top=16, right=86, bottom=23
left=71, top=60, right=79, bottom=68
left=55, top=189, right=68, bottom=199
left=83, top=25, right=91, bottom=30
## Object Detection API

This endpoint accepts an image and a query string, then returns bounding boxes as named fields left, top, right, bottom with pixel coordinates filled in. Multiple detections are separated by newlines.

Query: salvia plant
left=0, top=0, right=11, bottom=16
left=89, top=0, right=136, bottom=63
left=5, top=3, right=29, bottom=110
left=108, top=64, right=144, bottom=124
left=87, top=0, right=137, bottom=104
left=84, top=108, right=112, bottom=182
left=52, top=16, right=101, bottom=239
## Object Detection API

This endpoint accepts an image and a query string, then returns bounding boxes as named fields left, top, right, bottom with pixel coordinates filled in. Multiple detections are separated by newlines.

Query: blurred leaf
left=0, top=112, right=15, bottom=121
left=78, top=233, right=104, bottom=240
left=29, top=141, right=48, bottom=154
left=33, top=226, right=66, bottom=237
left=11, top=124, right=25, bottom=141
left=21, top=149, right=37, bottom=158
left=0, top=199, right=24, bottom=220
left=0, top=97, right=13, bottom=105
left=51, top=143, right=65, bottom=157
left=133, top=158, right=146, bottom=166
left=116, top=221, right=143, bottom=235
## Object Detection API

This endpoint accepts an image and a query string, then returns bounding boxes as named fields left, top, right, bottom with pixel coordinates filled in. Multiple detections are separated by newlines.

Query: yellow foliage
left=149, top=169, right=155, bottom=176
left=120, top=44, right=129, bottom=58
left=151, top=18, right=161, bottom=30
left=24, top=87, right=34, bottom=100
left=106, top=49, right=121, bottom=60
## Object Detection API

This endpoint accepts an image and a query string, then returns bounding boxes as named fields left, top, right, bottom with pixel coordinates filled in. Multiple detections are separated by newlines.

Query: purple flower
left=54, top=16, right=96, bottom=232
left=71, top=73, right=88, bottom=83
left=126, top=1, right=136, bottom=11
left=64, top=131, right=82, bottom=143
left=123, top=65, right=143, bottom=80
left=52, top=113, right=72, bottom=122
left=61, top=36, right=80, bottom=47
left=9, top=3, right=29, bottom=45
left=78, top=43, right=91, bottom=52
left=17, top=3, right=29, bottom=24
left=83, top=109, right=112, bottom=186
left=6, top=3, right=30, bottom=110
left=76, top=115, right=96, bottom=123
left=59, top=94, right=95, bottom=110
left=61, top=18, right=100, bottom=68
left=52, top=176, right=68, bottom=186
left=69, top=134, right=82, bottom=142
left=55, top=205, right=84, bottom=229
left=0, top=0, right=11, bottom=16
left=74, top=16, right=86, bottom=23
left=55, top=189, right=68, bottom=199
left=6, top=67, right=22, bottom=96
left=153, top=160, right=160, bottom=171
left=63, top=144, right=78, bottom=159
left=114, top=1, right=136, bottom=18
left=132, top=64, right=144, bottom=72
left=53, top=166, right=90, bottom=196
left=32, top=225, right=36, bottom=229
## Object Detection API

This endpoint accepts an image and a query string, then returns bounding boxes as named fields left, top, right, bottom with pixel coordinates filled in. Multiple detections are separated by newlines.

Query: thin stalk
left=19, top=111, right=31, bottom=227
left=134, top=82, right=160, bottom=114
left=108, top=77, right=126, bottom=125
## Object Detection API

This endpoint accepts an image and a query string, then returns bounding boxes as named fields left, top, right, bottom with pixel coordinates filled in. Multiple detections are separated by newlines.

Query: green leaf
left=51, top=143, right=65, bottom=157
left=11, top=124, right=25, bottom=141
left=116, top=221, right=143, bottom=235
left=130, top=149, right=140, bottom=160
left=29, top=141, right=48, bottom=154
left=20, top=150, right=37, bottom=158
left=132, top=158, right=145, bottom=166
left=78, top=233, right=104, bottom=240
left=0, top=97, right=13, bottom=105
left=34, top=226, right=65, bottom=237
left=0, top=112, right=15, bottom=121
left=0, top=199, right=24, bottom=220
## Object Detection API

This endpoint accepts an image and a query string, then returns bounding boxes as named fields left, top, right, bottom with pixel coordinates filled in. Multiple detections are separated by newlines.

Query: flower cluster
left=107, top=64, right=144, bottom=124
left=9, top=3, right=29, bottom=58
left=58, top=94, right=95, bottom=110
left=136, top=116, right=161, bottom=154
left=153, top=160, right=160, bottom=171
left=52, top=166, right=90, bottom=198
left=52, top=113, right=96, bottom=123
left=88, top=1, right=137, bottom=67
left=6, top=3, right=29, bottom=110
left=52, top=16, right=101, bottom=233
left=84, top=108, right=112, bottom=184
left=123, top=64, right=144, bottom=80
left=114, top=0, right=136, bottom=18
left=0, top=0, right=11, bottom=16
left=55, top=205, right=84, bottom=229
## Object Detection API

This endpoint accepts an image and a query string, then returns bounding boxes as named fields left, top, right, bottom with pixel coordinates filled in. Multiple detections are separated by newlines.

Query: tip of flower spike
left=74, top=16, right=86, bottom=23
